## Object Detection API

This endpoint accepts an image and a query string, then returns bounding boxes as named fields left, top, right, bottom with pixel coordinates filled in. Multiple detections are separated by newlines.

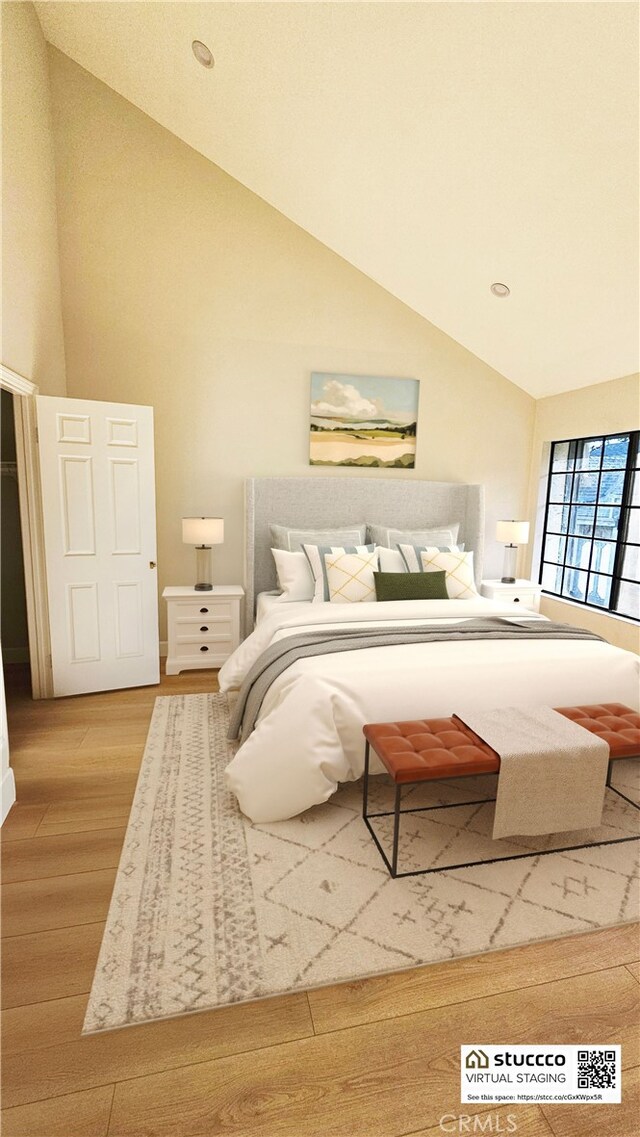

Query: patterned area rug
left=84, top=693, right=640, bottom=1033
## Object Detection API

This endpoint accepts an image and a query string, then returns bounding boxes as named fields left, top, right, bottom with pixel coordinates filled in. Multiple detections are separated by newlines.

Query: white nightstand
left=480, top=579, right=542, bottom=612
left=163, top=586, right=244, bottom=675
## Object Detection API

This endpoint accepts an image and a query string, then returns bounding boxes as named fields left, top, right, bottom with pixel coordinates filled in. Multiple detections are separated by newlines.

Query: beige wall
left=1, top=3, right=66, bottom=394
left=48, top=49, right=535, bottom=638
left=527, top=373, right=640, bottom=652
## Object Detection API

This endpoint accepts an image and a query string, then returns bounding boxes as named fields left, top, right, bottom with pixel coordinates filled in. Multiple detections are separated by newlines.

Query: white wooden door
left=37, top=397, right=159, bottom=696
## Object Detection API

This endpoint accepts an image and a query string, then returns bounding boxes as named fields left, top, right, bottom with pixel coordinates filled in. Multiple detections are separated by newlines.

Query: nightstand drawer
left=480, top=580, right=541, bottom=612
left=175, top=624, right=232, bottom=643
left=175, top=615, right=232, bottom=632
left=500, top=591, right=539, bottom=608
left=174, top=639, right=232, bottom=661
left=171, top=600, right=233, bottom=620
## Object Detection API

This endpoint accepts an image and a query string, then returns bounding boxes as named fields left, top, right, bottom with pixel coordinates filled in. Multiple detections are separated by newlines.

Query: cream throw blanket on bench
left=455, top=706, right=610, bottom=840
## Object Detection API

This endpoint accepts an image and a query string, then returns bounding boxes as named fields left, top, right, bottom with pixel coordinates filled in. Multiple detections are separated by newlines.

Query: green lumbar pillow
left=374, top=570, right=449, bottom=602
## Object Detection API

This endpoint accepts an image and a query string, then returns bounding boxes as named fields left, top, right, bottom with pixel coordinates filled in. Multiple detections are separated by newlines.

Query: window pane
left=566, top=536, right=590, bottom=570
left=543, top=534, right=566, bottom=564
left=626, top=508, right=640, bottom=544
left=602, top=435, right=629, bottom=469
left=615, top=580, right=640, bottom=622
left=575, top=439, right=602, bottom=469
left=547, top=504, right=569, bottom=533
left=599, top=470, right=625, bottom=505
left=562, top=568, right=587, bottom=602
left=552, top=441, right=574, bottom=472
left=622, top=544, right=639, bottom=581
left=587, top=574, right=613, bottom=608
left=574, top=472, right=599, bottom=503
left=549, top=473, right=572, bottom=502
left=631, top=473, right=640, bottom=506
left=591, top=540, right=617, bottom=576
left=569, top=505, right=594, bottom=535
left=595, top=505, right=620, bottom=537
left=541, top=562, right=563, bottom=593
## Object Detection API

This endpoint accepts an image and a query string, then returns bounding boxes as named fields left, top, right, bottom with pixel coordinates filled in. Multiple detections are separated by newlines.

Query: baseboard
left=1, top=766, right=16, bottom=826
left=2, top=647, right=29, bottom=664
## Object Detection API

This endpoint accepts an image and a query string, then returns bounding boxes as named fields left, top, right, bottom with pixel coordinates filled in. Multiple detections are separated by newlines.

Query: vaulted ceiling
left=36, top=1, right=639, bottom=397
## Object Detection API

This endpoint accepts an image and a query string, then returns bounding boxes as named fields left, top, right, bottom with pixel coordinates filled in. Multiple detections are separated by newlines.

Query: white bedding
left=220, top=598, right=640, bottom=822
left=255, top=591, right=287, bottom=624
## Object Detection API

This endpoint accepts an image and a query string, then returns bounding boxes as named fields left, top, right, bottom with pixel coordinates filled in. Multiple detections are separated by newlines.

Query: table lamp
left=496, top=520, right=530, bottom=583
left=182, top=517, right=224, bottom=591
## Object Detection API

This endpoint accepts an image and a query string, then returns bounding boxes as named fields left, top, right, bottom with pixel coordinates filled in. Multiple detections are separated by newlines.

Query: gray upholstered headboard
left=244, top=477, right=484, bottom=630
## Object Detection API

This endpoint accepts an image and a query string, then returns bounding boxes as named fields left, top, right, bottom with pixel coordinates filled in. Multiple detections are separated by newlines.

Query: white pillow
left=302, top=543, right=376, bottom=602
left=367, top=522, right=460, bottom=548
left=398, top=545, right=478, bottom=599
left=325, top=549, right=379, bottom=603
left=270, top=524, right=367, bottom=551
left=377, top=546, right=406, bottom=573
left=271, top=549, right=314, bottom=601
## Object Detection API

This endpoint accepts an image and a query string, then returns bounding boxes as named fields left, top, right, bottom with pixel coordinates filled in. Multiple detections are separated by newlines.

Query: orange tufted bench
left=362, top=702, right=640, bottom=878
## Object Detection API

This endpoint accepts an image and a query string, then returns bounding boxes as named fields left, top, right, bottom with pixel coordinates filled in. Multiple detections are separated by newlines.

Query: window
left=539, top=431, right=639, bottom=622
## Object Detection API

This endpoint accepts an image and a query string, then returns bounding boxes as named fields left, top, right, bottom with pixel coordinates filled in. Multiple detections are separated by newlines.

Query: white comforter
left=219, top=598, right=640, bottom=822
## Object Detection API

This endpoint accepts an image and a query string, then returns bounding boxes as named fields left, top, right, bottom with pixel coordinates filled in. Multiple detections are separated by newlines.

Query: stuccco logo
left=492, top=1052, right=566, bottom=1067
left=465, top=1049, right=490, bottom=1069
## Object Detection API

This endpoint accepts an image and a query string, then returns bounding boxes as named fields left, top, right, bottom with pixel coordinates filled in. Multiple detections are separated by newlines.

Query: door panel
left=37, top=396, right=159, bottom=696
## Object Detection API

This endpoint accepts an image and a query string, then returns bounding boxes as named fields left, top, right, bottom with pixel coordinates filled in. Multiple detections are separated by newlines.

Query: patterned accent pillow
left=302, top=543, right=376, bottom=602
left=374, top=570, right=448, bottom=602
left=397, top=546, right=477, bottom=599
left=397, top=543, right=464, bottom=571
left=325, top=549, right=380, bottom=604
left=270, top=524, right=367, bottom=552
left=367, top=522, right=460, bottom=548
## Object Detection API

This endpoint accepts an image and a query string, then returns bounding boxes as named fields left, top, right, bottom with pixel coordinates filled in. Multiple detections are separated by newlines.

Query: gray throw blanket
left=228, top=618, right=603, bottom=742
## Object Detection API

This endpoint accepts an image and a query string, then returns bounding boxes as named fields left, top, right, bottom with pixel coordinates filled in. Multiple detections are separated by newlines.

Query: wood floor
left=1, top=665, right=638, bottom=1137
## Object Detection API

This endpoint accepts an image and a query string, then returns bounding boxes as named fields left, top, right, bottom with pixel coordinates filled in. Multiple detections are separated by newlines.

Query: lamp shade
left=182, top=517, right=224, bottom=545
left=496, top=520, right=530, bottom=545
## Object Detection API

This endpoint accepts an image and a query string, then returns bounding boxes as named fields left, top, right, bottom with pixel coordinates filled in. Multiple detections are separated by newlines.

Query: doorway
left=1, top=388, right=31, bottom=695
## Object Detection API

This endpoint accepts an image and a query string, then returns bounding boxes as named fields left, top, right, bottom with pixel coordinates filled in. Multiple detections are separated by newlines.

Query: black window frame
left=538, top=430, right=639, bottom=623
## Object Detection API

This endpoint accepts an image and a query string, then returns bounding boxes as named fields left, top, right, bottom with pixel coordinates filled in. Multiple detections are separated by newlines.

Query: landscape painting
left=310, top=373, right=419, bottom=468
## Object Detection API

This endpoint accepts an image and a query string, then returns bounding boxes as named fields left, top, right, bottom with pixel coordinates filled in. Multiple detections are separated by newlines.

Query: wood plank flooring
left=1, top=664, right=638, bottom=1137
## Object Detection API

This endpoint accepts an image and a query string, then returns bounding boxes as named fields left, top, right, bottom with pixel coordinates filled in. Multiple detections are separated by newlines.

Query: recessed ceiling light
left=490, top=282, right=510, bottom=298
left=192, top=40, right=214, bottom=69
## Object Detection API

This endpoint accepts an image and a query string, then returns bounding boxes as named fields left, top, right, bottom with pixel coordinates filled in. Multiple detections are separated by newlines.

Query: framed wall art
left=310, top=372, right=419, bottom=468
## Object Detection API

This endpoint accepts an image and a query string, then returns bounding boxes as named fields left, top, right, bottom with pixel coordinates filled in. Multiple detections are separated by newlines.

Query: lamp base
left=194, top=545, right=213, bottom=591
left=501, top=543, right=518, bottom=585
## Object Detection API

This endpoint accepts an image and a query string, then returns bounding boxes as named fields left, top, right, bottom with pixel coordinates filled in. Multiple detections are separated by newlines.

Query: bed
left=221, top=477, right=640, bottom=822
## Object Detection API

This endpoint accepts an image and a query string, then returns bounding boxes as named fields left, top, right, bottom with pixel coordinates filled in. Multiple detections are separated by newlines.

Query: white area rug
left=84, top=693, right=640, bottom=1033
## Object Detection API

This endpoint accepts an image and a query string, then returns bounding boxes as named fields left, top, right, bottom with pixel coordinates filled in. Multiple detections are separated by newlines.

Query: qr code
left=577, top=1049, right=618, bottom=1089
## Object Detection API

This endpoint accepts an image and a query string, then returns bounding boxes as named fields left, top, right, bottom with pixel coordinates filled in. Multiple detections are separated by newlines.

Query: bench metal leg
left=362, top=765, right=639, bottom=880
left=390, top=784, right=402, bottom=878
